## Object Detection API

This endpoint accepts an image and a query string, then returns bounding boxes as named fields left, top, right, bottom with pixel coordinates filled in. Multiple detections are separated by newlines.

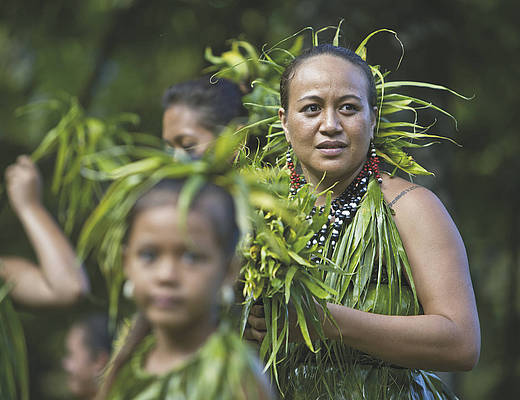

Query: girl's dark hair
left=128, top=178, right=240, bottom=258
left=96, top=178, right=239, bottom=399
left=162, top=77, right=247, bottom=134
left=280, top=44, right=377, bottom=110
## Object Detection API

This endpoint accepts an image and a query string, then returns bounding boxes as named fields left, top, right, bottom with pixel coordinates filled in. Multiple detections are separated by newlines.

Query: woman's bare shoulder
left=379, top=173, right=458, bottom=242
left=379, top=173, right=454, bottom=230
left=381, top=174, right=428, bottom=208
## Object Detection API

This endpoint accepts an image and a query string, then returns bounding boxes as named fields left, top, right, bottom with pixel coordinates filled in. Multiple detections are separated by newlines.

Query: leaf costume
left=272, top=180, right=457, bottom=399
left=0, top=279, right=29, bottom=400
left=106, top=323, right=268, bottom=400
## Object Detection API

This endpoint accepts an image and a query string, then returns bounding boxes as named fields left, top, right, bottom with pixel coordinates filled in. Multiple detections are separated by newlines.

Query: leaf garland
left=239, top=180, right=342, bottom=386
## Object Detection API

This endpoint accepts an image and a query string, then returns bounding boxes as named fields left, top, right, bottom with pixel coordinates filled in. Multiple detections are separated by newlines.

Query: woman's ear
left=371, top=106, right=378, bottom=133
left=278, top=107, right=290, bottom=143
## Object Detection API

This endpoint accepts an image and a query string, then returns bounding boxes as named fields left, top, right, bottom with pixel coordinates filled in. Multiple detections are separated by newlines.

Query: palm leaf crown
left=76, top=127, right=312, bottom=323
left=205, top=21, right=469, bottom=174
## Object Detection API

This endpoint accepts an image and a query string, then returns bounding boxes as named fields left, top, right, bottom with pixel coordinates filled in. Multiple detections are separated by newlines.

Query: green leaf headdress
left=12, top=94, right=162, bottom=234
left=206, top=20, right=470, bottom=174
left=76, top=127, right=305, bottom=324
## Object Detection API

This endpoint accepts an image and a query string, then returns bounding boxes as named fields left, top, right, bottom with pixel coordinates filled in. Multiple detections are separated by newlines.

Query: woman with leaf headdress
left=1, top=156, right=89, bottom=400
left=223, top=26, right=481, bottom=399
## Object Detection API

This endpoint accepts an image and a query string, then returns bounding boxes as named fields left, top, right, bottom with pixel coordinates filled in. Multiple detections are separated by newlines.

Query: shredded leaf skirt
left=281, top=360, right=456, bottom=399
left=275, top=283, right=457, bottom=400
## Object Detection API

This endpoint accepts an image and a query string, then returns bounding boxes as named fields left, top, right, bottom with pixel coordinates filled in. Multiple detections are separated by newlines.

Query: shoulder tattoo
left=387, top=185, right=420, bottom=208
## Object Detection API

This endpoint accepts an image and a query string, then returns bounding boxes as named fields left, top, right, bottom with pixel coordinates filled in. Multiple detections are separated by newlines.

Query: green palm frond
left=321, top=179, right=419, bottom=314
left=15, top=94, right=162, bottom=234
left=0, top=281, right=29, bottom=400
left=77, top=128, right=300, bottom=324
left=239, top=181, right=338, bottom=375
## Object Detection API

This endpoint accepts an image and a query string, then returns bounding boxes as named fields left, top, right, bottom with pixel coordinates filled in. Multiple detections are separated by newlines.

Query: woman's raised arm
left=0, top=156, right=89, bottom=307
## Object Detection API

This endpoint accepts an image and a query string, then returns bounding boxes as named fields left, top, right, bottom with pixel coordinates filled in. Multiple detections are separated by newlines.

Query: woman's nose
left=319, top=108, right=341, bottom=135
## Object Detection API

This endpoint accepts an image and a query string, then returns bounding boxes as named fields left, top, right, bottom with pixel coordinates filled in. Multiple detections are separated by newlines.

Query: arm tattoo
left=388, top=185, right=420, bottom=208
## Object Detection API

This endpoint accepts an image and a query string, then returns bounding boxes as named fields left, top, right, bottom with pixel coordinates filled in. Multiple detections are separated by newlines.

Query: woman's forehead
left=289, top=55, right=369, bottom=99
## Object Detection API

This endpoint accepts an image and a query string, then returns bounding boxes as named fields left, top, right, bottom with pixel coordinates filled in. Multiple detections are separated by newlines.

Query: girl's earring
left=123, top=280, right=134, bottom=299
left=219, top=284, right=235, bottom=308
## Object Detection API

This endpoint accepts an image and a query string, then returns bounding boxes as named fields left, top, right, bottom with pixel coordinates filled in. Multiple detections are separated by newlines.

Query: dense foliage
left=1, top=1, right=518, bottom=398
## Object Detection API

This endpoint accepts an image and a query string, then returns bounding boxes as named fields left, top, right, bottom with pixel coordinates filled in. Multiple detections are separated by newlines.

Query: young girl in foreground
left=95, top=179, right=274, bottom=400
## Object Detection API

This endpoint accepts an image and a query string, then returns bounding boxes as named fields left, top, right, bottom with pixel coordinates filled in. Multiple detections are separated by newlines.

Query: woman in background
left=162, top=78, right=246, bottom=157
left=1, top=156, right=89, bottom=400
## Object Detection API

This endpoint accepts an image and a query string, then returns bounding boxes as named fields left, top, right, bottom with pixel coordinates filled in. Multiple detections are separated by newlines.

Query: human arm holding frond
left=0, top=156, right=88, bottom=307
left=247, top=175, right=480, bottom=371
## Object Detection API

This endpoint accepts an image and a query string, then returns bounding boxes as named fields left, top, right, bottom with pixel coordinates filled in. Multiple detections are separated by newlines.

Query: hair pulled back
left=128, top=178, right=240, bottom=258
left=162, top=78, right=246, bottom=134
left=280, top=44, right=377, bottom=111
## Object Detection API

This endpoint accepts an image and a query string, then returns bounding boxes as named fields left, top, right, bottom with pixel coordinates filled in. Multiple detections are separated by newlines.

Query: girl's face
left=162, top=104, right=215, bottom=157
left=279, top=55, right=377, bottom=184
left=124, top=203, right=228, bottom=331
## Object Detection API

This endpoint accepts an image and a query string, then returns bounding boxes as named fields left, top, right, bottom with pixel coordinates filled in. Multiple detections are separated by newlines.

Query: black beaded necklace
left=287, top=142, right=382, bottom=262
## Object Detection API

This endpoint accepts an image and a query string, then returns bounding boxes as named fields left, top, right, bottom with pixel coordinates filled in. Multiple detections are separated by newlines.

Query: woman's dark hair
left=280, top=44, right=377, bottom=110
left=96, top=178, right=240, bottom=399
left=162, top=78, right=247, bottom=134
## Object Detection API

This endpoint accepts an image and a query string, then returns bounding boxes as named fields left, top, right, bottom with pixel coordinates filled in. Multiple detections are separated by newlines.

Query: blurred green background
left=1, top=0, right=518, bottom=398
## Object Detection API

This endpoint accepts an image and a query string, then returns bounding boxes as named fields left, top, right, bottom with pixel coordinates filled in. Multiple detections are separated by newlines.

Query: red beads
left=288, top=142, right=383, bottom=193
left=286, top=150, right=304, bottom=192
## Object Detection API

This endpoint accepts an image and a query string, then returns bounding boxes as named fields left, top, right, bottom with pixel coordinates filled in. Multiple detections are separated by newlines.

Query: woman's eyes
left=301, top=103, right=357, bottom=113
left=302, top=104, right=320, bottom=113
left=340, top=103, right=356, bottom=112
